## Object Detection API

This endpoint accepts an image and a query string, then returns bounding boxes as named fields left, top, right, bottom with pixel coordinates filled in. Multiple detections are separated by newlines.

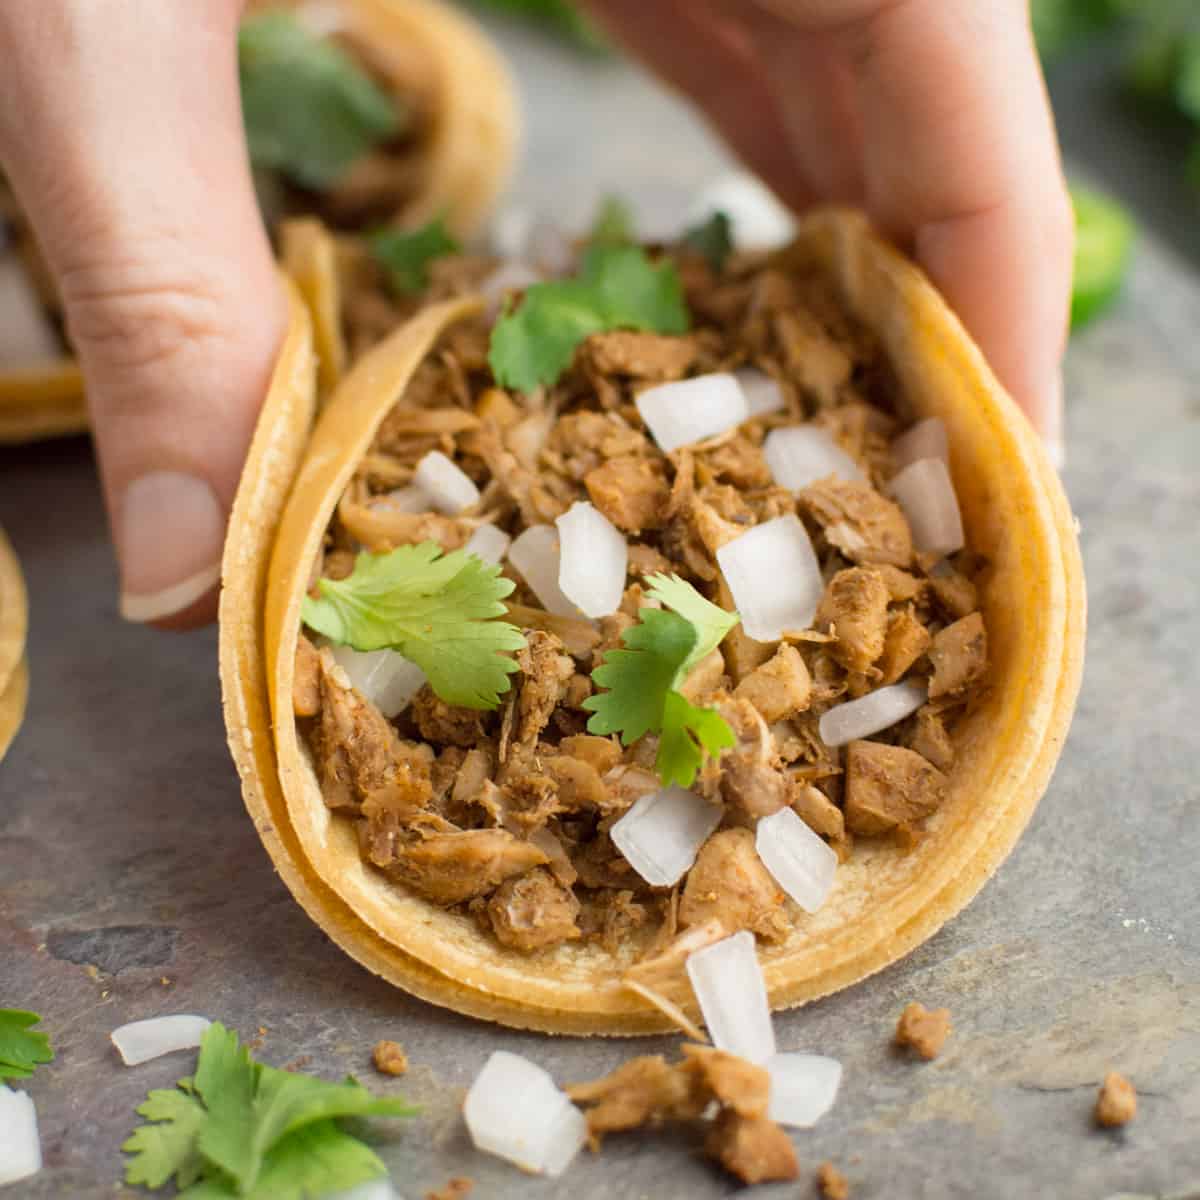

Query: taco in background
left=0, top=525, right=28, bottom=762
left=220, top=207, right=1085, bottom=1034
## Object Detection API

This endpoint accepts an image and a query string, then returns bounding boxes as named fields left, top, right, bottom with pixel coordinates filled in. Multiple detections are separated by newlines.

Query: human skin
left=0, top=0, right=1071, bottom=628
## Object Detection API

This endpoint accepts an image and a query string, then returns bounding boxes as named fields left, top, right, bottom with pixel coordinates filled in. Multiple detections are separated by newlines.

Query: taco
left=0, top=525, right=28, bottom=762
left=0, top=0, right=518, bottom=443
left=220, top=208, right=1085, bottom=1034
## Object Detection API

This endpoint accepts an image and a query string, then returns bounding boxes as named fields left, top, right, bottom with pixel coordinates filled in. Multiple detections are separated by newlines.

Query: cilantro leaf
left=194, top=1023, right=260, bottom=1191
left=301, top=542, right=525, bottom=710
left=488, top=244, right=689, bottom=392
left=370, top=218, right=460, bottom=295
left=0, top=1008, right=53, bottom=1082
left=681, top=210, right=734, bottom=274
left=240, top=1120, right=388, bottom=1200
left=644, top=573, right=738, bottom=677
left=239, top=12, right=402, bottom=191
left=123, top=1089, right=208, bottom=1190
left=589, top=194, right=634, bottom=246
left=658, top=690, right=738, bottom=789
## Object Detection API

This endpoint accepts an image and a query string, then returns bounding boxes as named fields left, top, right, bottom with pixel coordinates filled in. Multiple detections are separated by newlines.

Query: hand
left=584, top=0, right=1073, bottom=461
left=0, top=0, right=286, bottom=627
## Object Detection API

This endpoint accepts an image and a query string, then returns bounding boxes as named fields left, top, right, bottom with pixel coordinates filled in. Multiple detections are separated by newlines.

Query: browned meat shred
left=844, top=741, right=946, bottom=836
left=411, top=689, right=488, bottom=748
left=791, top=780, right=846, bottom=843
left=894, top=1001, right=952, bottom=1060
left=732, top=644, right=812, bottom=723
left=704, top=1111, right=799, bottom=1184
left=424, top=1178, right=473, bottom=1200
left=928, top=612, right=988, bottom=698
left=372, top=1039, right=408, bottom=1076
left=514, top=631, right=575, bottom=754
left=816, top=567, right=890, bottom=672
left=487, top=867, right=582, bottom=951
left=379, top=828, right=547, bottom=904
left=581, top=330, right=699, bottom=380
left=818, top=1160, right=851, bottom=1199
left=1095, top=1071, right=1137, bottom=1127
left=799, top=478, right=913, bottom=567
left=679, top=828, right=789, bottom=942
left=293, top=635, right=322, bottom=718
left=907, top=705, right=955, bottom=772
left=878, top=607, right=932, bottom=685
left=566, top=1055, right=704, bottom=1138
left=585, top=456, right=669, bottom=534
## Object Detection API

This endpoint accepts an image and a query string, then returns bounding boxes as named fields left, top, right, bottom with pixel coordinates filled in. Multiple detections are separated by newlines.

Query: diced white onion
left=330, top=645, right=426, bottom=718
left=636, top=373, right=749, bottom=453
left=463, top=522, right=511, bottom=566
left=0, top=1086, right=41, bottom=1185
left=413, top=451, right=480, bottom=516
left=464, top=1051, right=587, bottom=1177
left=685, top=931, right=776, bottom=1065
left=322, top=1178, right=400, bottom=1200
left=818, top=680, right=927, bottom=748
left=556, top=501, right=627, bottom=619
left=716, top=515, right=823, bottom=642
left=889, top=457, right=964, bottom=558
left=480, top=261, right=542, bottom=319
left=755, top=807, right=838, bottom=914
left=508, top=525, right=579, bottom=617
left=492, top=207, right=575, bottom=277
left=375, top=485, right=432, bottom=514
left=610, top=786, right=723, bottom=887
left=0, top=257, right=60, bottom=367
left=892, top=417, right=949, bottom=470
left=735, top=367, right=787, bottom=418
left=767, top=1054, right=842, bottom=1128
left=687, top=172, right=796, bottom=251
left=763, top=426, right=864, bottom=491
left=110, top=1015, right=211, bottom=1066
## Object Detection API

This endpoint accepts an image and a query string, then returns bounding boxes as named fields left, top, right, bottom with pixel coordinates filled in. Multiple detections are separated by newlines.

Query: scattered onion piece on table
left=610, top=786, right=723, bottom=887
left=685, top=930, right=776, bottom=1065
left=556, top=501, right=627, bottom=619
left=508, top=525, right=579, bottom=617
left=330, top=645, right=426, bottom=718
left=0, top=1086, right=40, bottom=1185
left=635, top=373, right=748, bottom=453
left=756, top=807, right=839, bottom=913
left=766, top=1054, right=843, bottom=1128
left=763, top=425, right=864, bottom=491
left=413, top=450, right=480, bottom=515
left=818, top=680, right=928, bottom=748
left=889, top=457, right=964, bottom=558
left=110, top=1014, right=212, bottom=1066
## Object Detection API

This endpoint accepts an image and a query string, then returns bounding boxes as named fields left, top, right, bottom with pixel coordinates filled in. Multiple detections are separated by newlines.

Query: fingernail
left=118, top=471, right=224, bottom=623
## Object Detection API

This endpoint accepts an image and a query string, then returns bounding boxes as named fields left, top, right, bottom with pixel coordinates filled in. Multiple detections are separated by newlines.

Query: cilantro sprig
left=239, top=12, right=403, bottom=191
left=488, top=243, right=690, bottom=393
left=370, top=217, right=460, bottom=295
left=589, top=195, right=635, bottom=247
left=302, top=542, right=525, bottom=710
left=123, top=1022, right=414, bottom=1199
left=0, top=1008, right=53, bottom=1082
left=584, top=575, right=739, bottom=788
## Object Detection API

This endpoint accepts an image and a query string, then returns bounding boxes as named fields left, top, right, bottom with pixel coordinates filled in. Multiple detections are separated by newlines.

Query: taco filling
left=287, top=215, right=991, bottom=966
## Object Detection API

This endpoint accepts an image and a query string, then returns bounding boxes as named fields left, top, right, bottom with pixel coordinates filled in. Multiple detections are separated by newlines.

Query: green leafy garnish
left=461, top=0, right=609, bottom=52
left=239, top=11, right=402, bottom=191
left=1070, top=185, right=1135, bottom=328
left=589, top=195, right=635, bottom=247
left=0, top=1009, right=53, bottom=1082
left=123, top=1022, right=414, bottom=1198
left=489, top=243, right=690, bottom=392
left=682, top=210, right=734, bottom=274
left=302, top=542, right=525, bottom=710
left=370, top=218, right=461, bottom=295
left=584, top=574, right=739, bottom=788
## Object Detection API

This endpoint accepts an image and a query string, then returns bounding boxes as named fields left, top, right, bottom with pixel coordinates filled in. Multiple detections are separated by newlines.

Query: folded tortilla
left=220, top=209, right=1086, bottom=1034
left=0, top=0, right=518, bottom=445
left=0, top=525, right=28, bottom=761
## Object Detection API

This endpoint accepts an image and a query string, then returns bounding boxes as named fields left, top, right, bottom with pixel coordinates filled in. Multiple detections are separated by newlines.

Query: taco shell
left=0, top=525, right=29, bottom=761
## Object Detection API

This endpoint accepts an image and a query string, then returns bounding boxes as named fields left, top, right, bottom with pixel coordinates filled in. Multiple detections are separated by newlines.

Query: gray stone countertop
left=2, top=17, right=1200, bottom=1200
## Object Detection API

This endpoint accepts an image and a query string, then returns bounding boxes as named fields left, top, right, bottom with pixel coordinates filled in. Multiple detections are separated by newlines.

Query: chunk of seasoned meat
left=733, top=645, right=812, bottom=723
left=874, top=564, right=924, bottom=603
left=627, top=541, right=672, bottom=578
left=516, top=631, right=575, bottom=751
left=582, top=330, right=698, bottom=380
left=679, top=829, right=789, bottom=942
left=907, top=705, right=955, bottom=772
left=717, top=699, right=789, bottom=818
left=816, top=568, right=890, bottom=673
left=928, top=612, right=988, bottom=699
left=817, top=1161, right=851, bottom=1199
left=843, top=741, right=947, bottom=836
left=541, top=754, right=611, bottom=812
left=382, top=829, right=547, bottom=905
left=411, top=688, right=488, bottom=748
left=702, top=435, right=772, bottom=490
left=680, top=1044, right=770, bottom=1117
left=774, top=307, right=852, bottom=408
left=894, top=1001, right=952, bottom=1060
left=472, top=424, right=567, bottom=526
left=878, top=608, right=932, bottom=685
left=547, top=410, right=646, bottom=475
left=372, top=1040, right=408, bottom=1076
left=790, top=779, right=846, bottom=842
left=930, top=568, right=978, bottom=619
left=559, top=734, right=622, bottom=775
left=705, top=1110, right=799, bottom=1185
left=487, top=867, right=582, bottom=952
left=1095, top=1071, right=1137, bottom=1128
left=566, top=1056, right=704, bottom=1140
left=679, top=647, right=727, bottom=705
left=799, top=478, right=912, bottom=567
left=293, top=634, right=322, bottom=718
left=585, top=456, right=669, bottom=534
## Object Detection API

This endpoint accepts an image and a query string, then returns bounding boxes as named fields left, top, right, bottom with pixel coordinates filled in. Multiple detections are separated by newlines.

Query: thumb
left=0, top=0, right=286, bottom=627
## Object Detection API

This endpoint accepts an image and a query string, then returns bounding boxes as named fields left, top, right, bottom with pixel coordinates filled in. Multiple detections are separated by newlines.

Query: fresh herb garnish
left=123, top=1022, right=413, bottom=1198
left=239, top=11, right=402, bottom=191
left=462, top=0, right=609, bottom=52
left=0, top=1009, right=53, bottom=1082
left=302, top=542, right=525, bottom=710
left=589, top=194, right=635, bottom=247
left=682, top=210, right=734, bottom=274
left=1070, top=185, right=1135, bottom=328
left=489, top=243, right=689, bottom=392
left=370, top=217, right=461, bottom=295
left=584, top=574, right=739, bottom=788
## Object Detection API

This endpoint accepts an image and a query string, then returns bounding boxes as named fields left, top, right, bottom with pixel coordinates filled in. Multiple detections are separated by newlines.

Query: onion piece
left=610, top=786, right=723, bottom=887
left=716, top=515, right=823, bottom=642
left=687, top=172, right=795, bottom=250
left=636, top=374, right=749, bottom=453
left=0, top=257, right=61, bottom=367
left=329, top=646, right=427, bottom=718
left=685, top=931, right=776, bottom=1065
left=892, top=417, right=949, bottom=470
left=480, top=261, right=542, bottom=319
left=556, top=501, right=628, bottom=619
left=0, top=1086, right=41, bottom=1185
left=413, top=451, right=480, bottom=516
left=508, top=526, right=579, bottom=617
left=374, top=485, right=432, bottom=514
left=763, top=426, right=864, bottom=491
left=735, top=367, right=787, bottom=418
left=755, top=807, right=839, bottom=914
left=889, top=457, right=964, bottom=558
left=110, top=1015, right=211, bottom=1066
left=818, top=680, right=927, bottom=748
left=463, top=522, right=511, bottom=566
left=463, top=1051, right=587, bottom=1177
left=767, top=1054, right=843, bottom=1128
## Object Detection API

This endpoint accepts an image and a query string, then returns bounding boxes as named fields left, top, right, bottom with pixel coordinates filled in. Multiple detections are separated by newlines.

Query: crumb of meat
left=790, top=780, right=846, bottom=843
left=372, top=1039, right=408, bottom=1076
left=567, top=1055, right=704, bottom=1141
left=411, top=688, right=488, bottom=748
left=487, top=867, right=582, bottom=952
left=705, top=1110, right=799, bottom=1185
left=560, top=733, right=621, bottom=775
left=928, top=612, right=988, bottom=699
left=816, top=567, right=890, bottom=673
left=679, top=828, right=789, bottom=942
left=733, top=644, right=812, bottom=723
left=877, top=608, right=932, bottom=685
left=679, top=647, right=728, bottom=705
left=930, top=568, right=978, bottom=619
left=798, top=478, right=913, bottom=567
left=585, top=456, right=669, bottom=534
left=906, top=705, right=955, bottom=772
left=381, top=828, right=548, bottom=905
left=774, top=307, right=852, bottom=408
left=874, top=564, right=924, bottom=602
left=718, top=699, right=790, bottom=818
left=293, top=635, right=322, bottom=718
left=844, top=741, right=947, bottom=836
left=425, top=1178, right=473, bottom=1200
left=680, top=1044, right=770, bottom=1118
left=582, top=330, right=698, bottom=380
left=817, top=1160, right=850, bottom=1199
left=894, top=1001, right=952, bottom=1060
left=702, top=435, right=773, bottom=489
left=580, top=888, right=650, bottom=956
left=1095, top=1071, right=1137, bottom=1127
left=515, top=631, right=575, bottom=751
